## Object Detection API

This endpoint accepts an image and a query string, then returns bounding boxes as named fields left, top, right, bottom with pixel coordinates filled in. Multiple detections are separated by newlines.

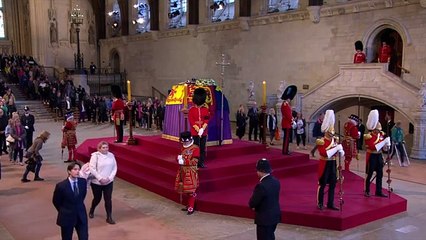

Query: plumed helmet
left=355, top=40, right=364, bottom=51
left=256, top=158, right=272, bottom=173
left=192, top=88, right=207, bottom=106
left=321, top=110, right=335, bottom=133
left=366, top=109, right=380, bottom=131
left=179, top=131, right=192, bottom=142
left=349, top=114, right=359, bottom=123
left=281, top=85, right=297, bottom=101
left=111, top=85, right=122, bottom=99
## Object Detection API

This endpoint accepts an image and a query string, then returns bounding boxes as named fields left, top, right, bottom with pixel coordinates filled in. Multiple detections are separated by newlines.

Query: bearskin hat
left=355, top=40, right=363, bottom=51
left=179, top=131, right=193, bottom=142
left=192, top=88, right=207, bottom=106
left=366, top=109, right=382, bottom=131
left=349, top=114, right=359, bottom=123
left=321, top=109, right=335, bottom=133
left=111, top=85, right=122, bottom=99
left=281, top=85, right=297, bottom=101
left=256, top=158, right=272, bottom=173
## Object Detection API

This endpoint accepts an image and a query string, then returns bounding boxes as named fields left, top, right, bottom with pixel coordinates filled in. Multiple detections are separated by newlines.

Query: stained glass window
left=0, top=0, right=4, bottom=38
left=267, top=0, right=299, bottom=14
left=210, top=0, right=235, bottom=23
left=133, top=0, right=150, bottom=33
left=168, top=0, right=187, bottom=29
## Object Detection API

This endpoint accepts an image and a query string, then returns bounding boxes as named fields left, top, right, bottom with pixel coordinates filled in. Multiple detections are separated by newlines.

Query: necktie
left=73, top=181, right=79, bottom=197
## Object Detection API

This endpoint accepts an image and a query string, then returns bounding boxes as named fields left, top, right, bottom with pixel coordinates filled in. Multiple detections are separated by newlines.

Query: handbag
left=6, top=135, right=15, bottom=143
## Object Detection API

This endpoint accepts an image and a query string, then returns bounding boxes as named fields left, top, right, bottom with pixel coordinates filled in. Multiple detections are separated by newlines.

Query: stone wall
left=99, top=1, right=426, bottom=120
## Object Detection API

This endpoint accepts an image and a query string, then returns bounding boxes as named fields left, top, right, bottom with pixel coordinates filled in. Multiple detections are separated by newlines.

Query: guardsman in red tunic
left=174, top=131, right=199, bottom=215
left=353, top=40, right=366, bottom=64
left=378, top=41, right=392, bottom=63
left=280, top=85, right=297, bottom=155
left=364, top=109, right=391, bottom=197
left=316, top=110, right=344, bottom=211
left=62, top=112, right=78, bottom=163
left=342, top=114, right=360, bottom=171
left=188, top=88, right=210, bottom=168
left=111, top=85, right=125, bottom=143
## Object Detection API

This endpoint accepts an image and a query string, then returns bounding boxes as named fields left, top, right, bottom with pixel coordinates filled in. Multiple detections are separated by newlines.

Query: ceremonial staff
left=337, top=118, right=344, bottom=211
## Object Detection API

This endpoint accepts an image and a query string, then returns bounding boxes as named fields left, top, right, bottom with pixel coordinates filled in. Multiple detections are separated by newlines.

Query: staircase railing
left=151, top=86, right=167, bottom=102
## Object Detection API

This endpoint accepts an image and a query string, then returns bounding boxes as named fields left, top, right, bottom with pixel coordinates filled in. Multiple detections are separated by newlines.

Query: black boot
left=106, top=216, right=116, bottom=224
left=89, top=208, right=94, bottom=218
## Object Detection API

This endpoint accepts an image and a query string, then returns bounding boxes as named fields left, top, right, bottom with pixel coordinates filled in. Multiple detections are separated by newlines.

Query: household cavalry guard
left=316, top=110, right=344, bottom=211
left=364, top=109, right=391, bottom=198
left=342, top=114, right=360, bottom=171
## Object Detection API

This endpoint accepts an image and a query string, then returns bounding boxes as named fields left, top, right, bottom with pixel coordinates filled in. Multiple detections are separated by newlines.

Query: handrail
left=151, top=86, right=167, bottom=101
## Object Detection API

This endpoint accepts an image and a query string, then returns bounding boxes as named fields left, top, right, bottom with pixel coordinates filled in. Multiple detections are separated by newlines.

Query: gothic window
left=168, top=0, right=187, bottom=29
left=209, top=0, right=235, bottom=23
left=0, top=0, right=5, bottom=38
left=132, top=0, right=150, bottom=33
left=107, top=0, right=121, bottom=36
left=267, top=0, right=299, bottom=13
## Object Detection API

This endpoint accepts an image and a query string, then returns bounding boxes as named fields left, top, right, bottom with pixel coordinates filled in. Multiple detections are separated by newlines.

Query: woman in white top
left=88, top=141, right=117, bottom=224
left=295, top=112, right=307, bottom=149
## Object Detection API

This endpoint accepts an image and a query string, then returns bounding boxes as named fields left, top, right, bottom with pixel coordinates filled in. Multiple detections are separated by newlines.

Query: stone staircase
left=7, top=84, right=58, bottom=122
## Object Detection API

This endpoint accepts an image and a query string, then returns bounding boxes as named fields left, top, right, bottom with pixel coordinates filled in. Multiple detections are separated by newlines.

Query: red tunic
left=281, top=101, right=292, bottom=129
left=379, top=45, right=391, bottom=63
left=62, top=120, right=77, bottom=148
left=342, top=121, right=360, bottom=163
left=317, top=137, right=338, bottom=179
left=111, top=98, right=125, bottom=124
left=353, top=51, right=366, bottom=63
left=188, top=105, right=210, bottom=136
left=364, top=131, right=385, bottom=165
left=174, top=144, right=200, bottom=193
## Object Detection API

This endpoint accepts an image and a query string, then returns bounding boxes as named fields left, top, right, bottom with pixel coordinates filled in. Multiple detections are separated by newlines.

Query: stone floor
left=1, top=120, right=426, bottom=240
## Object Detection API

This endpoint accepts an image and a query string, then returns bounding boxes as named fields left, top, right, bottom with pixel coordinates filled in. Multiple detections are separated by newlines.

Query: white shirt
left=89, top=151, right=118, bottom=185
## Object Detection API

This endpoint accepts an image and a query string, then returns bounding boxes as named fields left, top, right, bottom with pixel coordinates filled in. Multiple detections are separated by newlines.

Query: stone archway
left=302, top=63, right=426, bottom=159
left=109, top=48, right=120, bottom=73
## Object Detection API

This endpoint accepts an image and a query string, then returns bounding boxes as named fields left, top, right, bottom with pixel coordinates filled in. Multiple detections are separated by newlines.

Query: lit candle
left=183, top=83, right=188, bottom=108
left=127, top=80, right=132, bottom=101
left=262, top=81, right=266, bottom=106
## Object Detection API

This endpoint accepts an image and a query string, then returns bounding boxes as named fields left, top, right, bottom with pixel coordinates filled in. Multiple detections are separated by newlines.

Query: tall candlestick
left=127, top=80, right=132, bottom=101
left=183, top=83, right=188, bottom=108
left=262, top=81, right=266, bottom=106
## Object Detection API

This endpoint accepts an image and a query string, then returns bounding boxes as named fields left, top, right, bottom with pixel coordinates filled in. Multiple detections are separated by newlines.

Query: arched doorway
left=371, top=28, right=403, bottom=77
left=110, top=50, right=120, bottom=73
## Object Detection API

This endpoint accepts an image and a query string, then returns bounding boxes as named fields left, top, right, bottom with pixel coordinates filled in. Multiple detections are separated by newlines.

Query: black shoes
left=114, top=140, right=122, bottom=143
left=21, top=178, right=30, bottom=183
left=375, top=192, right=388, bottom=198
left=34, top=177, right=44, bottom=181
left=327, top=205, right=340, bottom=211
left=106, top=217, right=116, bottom=224
left=317, top=204, right=323, bottom=210
left=364, top=192, right=370, bottom=197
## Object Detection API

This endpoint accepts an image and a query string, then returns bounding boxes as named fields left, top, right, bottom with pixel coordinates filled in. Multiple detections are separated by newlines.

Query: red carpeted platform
left=75, top=135, right=407, bottom=230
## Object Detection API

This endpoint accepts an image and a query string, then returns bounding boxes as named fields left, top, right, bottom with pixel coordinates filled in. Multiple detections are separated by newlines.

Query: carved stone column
left=307, top=6, right=321, bottom=24
left=410, top=109, right=426, bottom=160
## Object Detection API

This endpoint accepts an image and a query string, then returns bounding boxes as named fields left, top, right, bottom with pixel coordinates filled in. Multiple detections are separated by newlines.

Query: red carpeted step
left=75, top=135, right=407, bottom=230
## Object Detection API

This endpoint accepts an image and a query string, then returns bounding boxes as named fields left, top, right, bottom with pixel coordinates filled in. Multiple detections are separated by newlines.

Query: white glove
left=339, top=149, right=345, bottom=158
left=198, top=128, right=204, bottom=137
left=177, top=155, right=184, bottom=165
left=335, top=144, right=343, bottom=152
left=384, top=137, right=391, bottom=147
left=25, top=126, right=29, bottom=129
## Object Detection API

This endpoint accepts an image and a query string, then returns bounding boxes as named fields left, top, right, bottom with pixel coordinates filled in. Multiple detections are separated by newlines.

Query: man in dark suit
left=20, top=106, right=35, bottom=151
left=52, top=162, right=88, bottom=240
left=249, top=158, right=281, bottom=240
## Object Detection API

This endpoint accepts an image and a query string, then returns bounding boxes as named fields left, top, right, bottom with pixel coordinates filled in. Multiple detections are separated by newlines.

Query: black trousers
left=90, top=182, right=114, bottom=218
left=60, top=219, right=88, bottom=240
left=193, top=135, right=207, bottom=167
left=365, top=153, right=384, bottom=194
left=256, top=224, right=277, bottom=240
left=249, top=123, right=258, bottom=140
left=317, top=160, right=337, bottom=207
left=282, top=128, right=291, bottom=154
